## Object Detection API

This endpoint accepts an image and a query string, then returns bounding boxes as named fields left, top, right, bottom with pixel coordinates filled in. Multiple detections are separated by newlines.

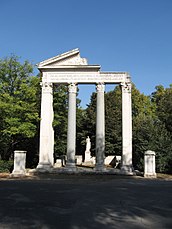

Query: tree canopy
left=0, top=55, right=40, bottom=163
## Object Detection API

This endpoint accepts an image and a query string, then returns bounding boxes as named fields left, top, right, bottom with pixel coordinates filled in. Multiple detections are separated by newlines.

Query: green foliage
left=152, top=85, right=172, bottom=132
left=0, top=55, right=40, bottom=162
left=78, top=92, right=97, bottom=156
left=77, top=86, right=122, bottom=157
left=53, top=85, right=68, bottom=158
left=150, top=85, right=172, bottom=173
left=132, top=84, right=156, bottom=118
left=82, top=83, right=172, bottom=174
left=132, top=85, right=156, bottom=170
left=105, top=86, right=122, bottom=156
left=76, top=108, right=87, bottom=156
left=131, top=84, right=172, bottom=173
left=53, top=84, right=82, bottom=159
left=0, top=160, right=13, bottom=173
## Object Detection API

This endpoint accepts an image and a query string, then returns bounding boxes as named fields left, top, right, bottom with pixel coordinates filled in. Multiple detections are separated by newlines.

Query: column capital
left=120, top=82, right=131, bottom=93
left=96, top=83, right=105, bottom=93
left=40, top=82, right=53, bottom=88
left=41, top=82, right=53, bottom=93
left=68, top=83, right=77, bottom=93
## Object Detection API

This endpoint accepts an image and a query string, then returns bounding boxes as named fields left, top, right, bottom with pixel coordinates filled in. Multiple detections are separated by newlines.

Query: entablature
left=38, top=49, right=131, bottom=84
left=42, top=71, right=130, bottom=84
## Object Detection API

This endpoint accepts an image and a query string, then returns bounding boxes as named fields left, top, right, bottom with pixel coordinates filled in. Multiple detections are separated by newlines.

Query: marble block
left=144, top=150, right=156, bottom=178
left=12, top=150, right=27, bottom=176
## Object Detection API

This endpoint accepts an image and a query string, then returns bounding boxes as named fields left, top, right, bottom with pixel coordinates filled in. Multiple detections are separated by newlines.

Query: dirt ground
left=0, top=172, right=172, bottom=180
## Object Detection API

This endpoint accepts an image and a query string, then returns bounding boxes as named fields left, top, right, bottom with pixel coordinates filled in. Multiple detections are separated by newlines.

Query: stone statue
left=86, top=136, right=91, bottom=152
left=84, top=136, right=91, bottom=163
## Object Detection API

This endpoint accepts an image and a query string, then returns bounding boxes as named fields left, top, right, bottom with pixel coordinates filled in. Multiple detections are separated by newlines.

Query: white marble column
left=37, top=81, right=54, bottom=171
left=66, top=83, right=77, bottom=171
left=121, top=82, right=133, bottom=173
left=95, top=83, right=105, bottom=171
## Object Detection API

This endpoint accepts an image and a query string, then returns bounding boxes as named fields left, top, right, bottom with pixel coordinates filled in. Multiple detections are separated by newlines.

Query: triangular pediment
left=38, top=48, right=88, bottom=67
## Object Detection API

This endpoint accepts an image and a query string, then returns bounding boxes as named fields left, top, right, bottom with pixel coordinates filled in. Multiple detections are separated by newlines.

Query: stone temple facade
left=36, top=49, right=133, bottom=174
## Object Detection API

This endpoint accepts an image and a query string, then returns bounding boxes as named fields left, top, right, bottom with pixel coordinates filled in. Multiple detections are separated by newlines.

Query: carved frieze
left=44, top=72, right=128, bottom=84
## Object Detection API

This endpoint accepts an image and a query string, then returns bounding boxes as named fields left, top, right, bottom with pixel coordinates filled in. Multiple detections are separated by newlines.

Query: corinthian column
left=95, top=83, right=105, bottom=171
left=121, top=82, right=133, bottom=173
left=37, top=81, right=54, bottom=171
left=66, top=83, right=77, bottom=171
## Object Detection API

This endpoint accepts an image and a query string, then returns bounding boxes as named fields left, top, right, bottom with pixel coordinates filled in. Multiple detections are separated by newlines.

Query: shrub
left=0, top=160, right=13, bottom=173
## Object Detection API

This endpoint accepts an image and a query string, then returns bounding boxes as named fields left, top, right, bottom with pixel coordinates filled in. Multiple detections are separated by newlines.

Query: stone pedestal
left=85, top=151, right=91, bottom=162
left=54, top=159, right=62, bottom=168
left=95, top=83, right=105, bottom=171
left=12, top=151, right=27, bottom=176
left=144, top=150, right=156, bottom=178
left=65, top=84, right=77, bottom=171
left=76, top=155, right=83, bottom=165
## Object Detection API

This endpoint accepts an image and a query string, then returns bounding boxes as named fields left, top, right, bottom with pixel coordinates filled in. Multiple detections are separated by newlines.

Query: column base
left=36, top=162, right=53, bottom=172
left=65, top=162, right=77, bottom=172
left=144, top=173, right=157, bottom=178
left=11, top=170, right=26, bottom=177
left=120, top=165, right=134, bottom=175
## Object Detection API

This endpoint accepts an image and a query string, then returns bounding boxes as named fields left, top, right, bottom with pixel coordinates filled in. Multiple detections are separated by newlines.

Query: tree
left=152, top=85, right=172, bottom=132
left=53, top=84, right=68, bottom=159
left=131, top=85, right=156, bottom=170
left=80, top=92, right=97, bottom=156
left=150, top=85, right=172, bottom=173
left=76, top=107, right=87, bottom=157
left=105, top=86, right=122, bottom=156
left=75, top=83, right=172, bottom=173
left=0, top=55, right=40, bottom=164
left=77, top=86, right=122, bottom=157
left=132, top=84, right=172, bottom=173
left=53, top=84, right=82, bottom=159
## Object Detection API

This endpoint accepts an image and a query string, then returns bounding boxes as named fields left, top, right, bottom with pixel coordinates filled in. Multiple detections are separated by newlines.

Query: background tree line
left=0, top=56, right=171, bottom=173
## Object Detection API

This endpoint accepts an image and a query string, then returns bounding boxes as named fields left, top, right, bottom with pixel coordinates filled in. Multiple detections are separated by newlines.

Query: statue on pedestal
left=85, top=136, right=91, bottom=162
left=86, top=136, right=91, bottom=152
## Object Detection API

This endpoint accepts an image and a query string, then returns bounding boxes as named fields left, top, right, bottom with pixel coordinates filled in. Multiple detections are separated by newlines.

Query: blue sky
left=0, top=0, right=172, bottom=107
